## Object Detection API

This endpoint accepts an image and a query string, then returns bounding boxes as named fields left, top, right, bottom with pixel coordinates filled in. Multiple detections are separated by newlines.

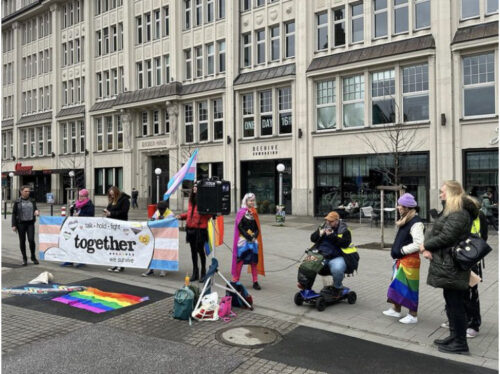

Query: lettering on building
left=252, top=144, right=279, bottom=156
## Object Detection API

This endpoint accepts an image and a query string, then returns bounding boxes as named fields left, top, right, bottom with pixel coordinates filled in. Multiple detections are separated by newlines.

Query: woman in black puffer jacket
left=104, top=186, right=130, bottom=273
left=420, top=180, right=479, bottom=355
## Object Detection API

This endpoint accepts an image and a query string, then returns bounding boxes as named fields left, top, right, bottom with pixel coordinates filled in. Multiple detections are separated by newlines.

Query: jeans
left=327, top=256, right=346, bottom=289
left=17, top=221, right=36, bottom=260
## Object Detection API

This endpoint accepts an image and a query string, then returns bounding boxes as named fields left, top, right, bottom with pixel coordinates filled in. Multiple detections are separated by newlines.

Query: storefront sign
left=15, top=162, right=33, bottom=175
left=46, top=193, right=54, bottom=204
left=139, top=137, right=169, bottom=150
left=252, top=144, right=279, bottom=156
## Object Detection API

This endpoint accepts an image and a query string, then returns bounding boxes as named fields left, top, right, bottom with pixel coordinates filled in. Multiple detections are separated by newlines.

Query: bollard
left=50, top=204, right=53, bottom=216
left=3, top=200, right=6, bottom=220
left=61, top=206, right=66, bottom=217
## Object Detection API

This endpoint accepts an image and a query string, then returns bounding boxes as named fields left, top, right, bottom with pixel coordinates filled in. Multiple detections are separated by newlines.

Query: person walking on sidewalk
left=177, top=183, right=211, bottom=282
left=421, top=180, right=479, bottom=355
left=11, top=185, right=40, bottom=266
left=481, top=190, right=497, bottom=231
left=142, top=200, right=174, bottom=277
left=131, top=188, right=139, bottom=209
left=104, top=186, right=130, bottom=273
left=383, top=193, right=424, bottom=324
left=62, top=188, right=95, bottom=268
left=231, top=193, right=265, bottom=290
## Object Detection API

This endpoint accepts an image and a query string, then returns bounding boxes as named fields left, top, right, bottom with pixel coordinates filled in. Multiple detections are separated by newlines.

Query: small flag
left=204, top=216, right=224, bottom=255
left=163, top=149, right=198, bottom=201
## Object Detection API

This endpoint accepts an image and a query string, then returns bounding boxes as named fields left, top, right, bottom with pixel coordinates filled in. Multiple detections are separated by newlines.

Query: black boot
left=22, top=258, right=28, bottom=266
left=31, top=256, right=39, bottom=265
left=434, top=328, right=456, bottom=346
left=438, top=337, right=469, bottom=354
left=190, top=268, right=199, bottom=282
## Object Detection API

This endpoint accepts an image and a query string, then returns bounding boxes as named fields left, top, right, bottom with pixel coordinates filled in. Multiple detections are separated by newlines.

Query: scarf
left=75, top=198, right=89, bottom=209
left=396, top=209, right=416, bottom=227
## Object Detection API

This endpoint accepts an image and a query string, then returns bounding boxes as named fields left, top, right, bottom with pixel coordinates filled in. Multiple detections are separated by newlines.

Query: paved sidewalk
left=2, top=207, right=498, bottom=371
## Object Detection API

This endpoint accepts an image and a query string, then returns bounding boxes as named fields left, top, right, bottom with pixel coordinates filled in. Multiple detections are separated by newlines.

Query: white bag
left=192, top=292, right=219, bottom=321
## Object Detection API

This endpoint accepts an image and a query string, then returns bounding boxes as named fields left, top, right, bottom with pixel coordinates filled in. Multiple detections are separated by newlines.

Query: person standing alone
left=131, top=188, right=139, bottom=209
left=12, top=185, right=40, bottom=266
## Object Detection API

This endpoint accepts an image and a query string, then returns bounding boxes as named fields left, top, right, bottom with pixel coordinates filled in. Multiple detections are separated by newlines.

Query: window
left=279, top=87, right=292, bottom=134
left=256, top=29, right=265, bottom=64
left=213, top=99, right=223, bottom=140
left=164, top=54, right=171, bottom=83
left=145, top=13, right=151, bottom=42
left=351, top=2, right=364, bottom=43
left=343, top=75, right=364, bottom=128
left=185, top=0, right=191, bottom=29
left=374, top=0, right=388, bottom=38
left=63, top=43, right=68, bottom=66
left=112, top=68, right=118, bottom=95
left=402, top=63, right=429, bottom=121
left=136, top=16, right=143, bottom=44
left=153, top=110, right=160, bottom=135
left=260, top=90, right=273, bottom=136
left=195, top=46, right=203, bottom=77
left=63, top=81, right=68, bottom=105
left=207, top=43, right=215, bottom=75
left=95, top=167, right=123, bottom=195
left=154, top=9, right=161, bottom=39
left=415, top=0, right=430, bottom=29
left=217, top=40, right=226, bottom=73
left=317, top=12, right=328, bottom=50
left=142, top=112, right=149, bottom=136
left=111, top=25, right=117, bottom=52
left=185, top=49, right=192, bottom=79
left=198, top=101, right=208, bottom=141
left=80, top=121, right=85, bottom=153
left=163, top=6, right=170, bottom=36
left=146, top=60, right=153, bottom=88
left=75, top=78, right=81, bottom=102
left=270, top=25, right=280, bottom=61
left=118, top=23, right=123, bottom=50
left=242, top=0, right=251, bottom=11
left=137, top=62, right=143, bottom=89
left=256, top=0, right=265, bottom=6
left=2, top=133, right=7, bottom=160
left=62, top=124, right=68, bottom=154
left=463, top=53, right=495, bottom=117
left=96, top=30, right=102, bottom=56
left=242, top=93, right=255, bottom=137
left=185, top=104, right=194, bottom=143
left=155, top=57, right=162, bottom=86
left=47, top=127, right=52, bottom=154
left=76, top=38, right=81, bottom=62
left=71, top=122, right=77, bottom=152
left=372, top=70, right=395, bottom=125
left=461, top=0, right=479, bottom=19
left=116, top=115, right=123, bottom=149
left=103, top=27, right=109, bottom=54
left=96, top=118, right=103, bottom=151
left=38, top=127, right=44, bottom=156
left=207, top=0, right=214, bottom=23
left=165, top=111, right=170, bottom=133
left=218, top=0, right=225, bottom=18
left=22, top=130, right=28, bottom=157
left=195, top=0, right=203, bottom=26
left=285, top=21, right=295, bottom=57
left=106, top=116, right=113, bottom=150
left=317, top=80, right=336, bottom=130
left=486, top=0, right=498, bottom=14
left=333, top=8, right=345, bottom=47
left=394, top=0, right=408, bottom=34
left=30, top=128, right=35, bottom=157
left=104, top=71, right=110, bottom=97
left=243, top=33, right=252, bottom=67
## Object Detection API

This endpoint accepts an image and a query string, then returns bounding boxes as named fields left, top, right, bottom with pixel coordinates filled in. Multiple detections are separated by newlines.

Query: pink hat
left=398, top=193, right=417, bottom=208
left=79, top=189, right=89, bottom=197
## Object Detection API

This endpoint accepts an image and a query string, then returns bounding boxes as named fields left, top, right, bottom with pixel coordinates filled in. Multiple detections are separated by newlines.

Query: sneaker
left=382, top=308, right=402, bottom=318
left=466, top=328, right=478, bottom=338
left=399, top=315, right=418, bottom=324
left=108, top=266, right=117, bottom=272
left=142, top=269, right=154, bottom=277
left=253, top=282, right=261, bottom=290
left=114, top=267, right=124, bottom=273
left=441, top=321, right=450, bottom=329
left=159, top=271, right=167, bottom=277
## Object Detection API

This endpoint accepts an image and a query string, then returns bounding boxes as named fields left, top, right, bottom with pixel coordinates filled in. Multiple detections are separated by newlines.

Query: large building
left=1, top=0, right=498, bottom=217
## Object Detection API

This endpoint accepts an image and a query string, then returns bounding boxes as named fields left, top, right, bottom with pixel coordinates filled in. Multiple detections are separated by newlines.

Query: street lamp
left=276, top=163, right=285, bottom=225
left=155, top=168, right=162, bottom=204
left=8, top=172, right=14, bottom=201
left=69, top=170, right=75, bottom=202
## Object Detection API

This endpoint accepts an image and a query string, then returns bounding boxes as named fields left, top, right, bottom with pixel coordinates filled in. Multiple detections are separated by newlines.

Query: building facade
left=1, top=0, right=498, bottom=217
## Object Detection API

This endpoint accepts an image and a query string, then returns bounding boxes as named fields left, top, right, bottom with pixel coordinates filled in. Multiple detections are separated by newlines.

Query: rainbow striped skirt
left=387, top=252, right=420, bottom=312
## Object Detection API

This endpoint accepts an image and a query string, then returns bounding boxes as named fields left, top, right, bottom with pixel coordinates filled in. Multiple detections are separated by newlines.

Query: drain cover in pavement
left=216, top=326, right=281, bottom=348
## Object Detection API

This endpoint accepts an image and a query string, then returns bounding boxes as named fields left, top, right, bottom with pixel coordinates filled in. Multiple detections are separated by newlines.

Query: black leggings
left=17, top=221, right=36, bottom=260
left=189, top=238, right=206, bottom=273
left=443, top=288, right=468, bottom=341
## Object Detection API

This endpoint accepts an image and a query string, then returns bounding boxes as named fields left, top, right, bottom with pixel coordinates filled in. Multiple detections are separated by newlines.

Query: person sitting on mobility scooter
left=295, top=211, right=358, bottom=311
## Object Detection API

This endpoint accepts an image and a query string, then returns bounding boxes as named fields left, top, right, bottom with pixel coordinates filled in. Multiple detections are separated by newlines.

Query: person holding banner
left=176, top=183, right=211, bottom=282
left=12, top=185, right=40, bottom=266
left=231, top=193, right=265, bottom=290
left=105, top=186, right=131, bottom=273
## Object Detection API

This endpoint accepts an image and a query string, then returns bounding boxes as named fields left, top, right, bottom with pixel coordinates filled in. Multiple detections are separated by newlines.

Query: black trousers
left=443, top=288, right=468, bottom=342
left=189, top=237, right=206, bottom=273
left=464, top=263, right=481, bottom=331
left=17, top=221, right=36, bottom=260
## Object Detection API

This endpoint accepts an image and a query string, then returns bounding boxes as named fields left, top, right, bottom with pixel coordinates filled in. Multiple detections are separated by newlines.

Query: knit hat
left=398, top=193, right=417, bottom=208
left=79, top=189, right=89, bottom=197
left=324, top=211, right=340, bottom=221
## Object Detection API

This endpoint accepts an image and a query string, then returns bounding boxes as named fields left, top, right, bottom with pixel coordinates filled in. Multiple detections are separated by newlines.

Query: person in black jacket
left=420, top=180, right=479, bottom=355
left=11, top=185, right=40, bottom=266
left=104, top=186, right=130, bottom=272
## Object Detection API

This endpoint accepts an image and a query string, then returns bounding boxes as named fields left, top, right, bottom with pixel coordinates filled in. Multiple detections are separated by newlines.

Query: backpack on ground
left=173, top=286, right=195, bottom=321
left=226, top=282, right=253, bottom=309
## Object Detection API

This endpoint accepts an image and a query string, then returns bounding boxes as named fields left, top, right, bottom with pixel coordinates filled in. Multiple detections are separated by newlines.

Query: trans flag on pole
left=163, top=149, right=198, bottom=201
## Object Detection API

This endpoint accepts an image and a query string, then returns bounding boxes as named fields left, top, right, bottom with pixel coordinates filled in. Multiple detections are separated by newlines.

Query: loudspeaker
left=197, top=178, right=231, bottom=215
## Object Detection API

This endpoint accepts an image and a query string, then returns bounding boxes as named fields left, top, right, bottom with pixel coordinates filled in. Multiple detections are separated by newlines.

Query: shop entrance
left=151, top=156, right=169, bottom=204
left=21, top=173, right=53, bottom=202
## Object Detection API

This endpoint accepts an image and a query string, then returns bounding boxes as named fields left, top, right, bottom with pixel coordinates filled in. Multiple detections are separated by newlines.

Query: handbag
left=192, top=292, right=219, bottom=321
left=453, top=236, right=492, bottom=271
left=298, top=250, right=325, bottom=277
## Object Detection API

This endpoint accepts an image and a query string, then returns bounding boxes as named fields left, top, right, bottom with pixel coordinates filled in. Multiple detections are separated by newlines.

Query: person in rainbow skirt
left=382, top=193, right=424, bottom=324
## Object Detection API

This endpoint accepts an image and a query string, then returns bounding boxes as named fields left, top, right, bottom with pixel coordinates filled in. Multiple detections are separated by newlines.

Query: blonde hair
left=442, top=180, right=464, bottom=216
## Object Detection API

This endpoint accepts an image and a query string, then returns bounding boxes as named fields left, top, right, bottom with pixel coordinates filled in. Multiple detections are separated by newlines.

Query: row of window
left=461, top=0, right=498, bottom=20
left=240, top=87, right=292, bottom=138
left=2, top=29, right=14, bottom=52
left=22, top=86, right=52, bottom=114
left=62, top=0, right=84, bottom=29
left=62, top=37, right=85, bottom=67
left=241, top=0, right=280, bottom=12
left=135, top=7, right=170, bottom=44
left=1, top=130, right=14, bottom=160
left=140, top=110, right=171, bottom=137
left=242, top=22, right=295, bottom=68
left=184, top=98, right=225, bottom=143
left=95, top=0, right=123, bottom=16
left=184, top=41, right=225, bottom=80
left=20, top=125, right=52, bottom=158
left=96, top=67, right=125, bottom=99
left=22, top=49, right=53, bottom=79
left=2, top=96, right=14, bottom=119
left=62, top=78, right=86, bottom=107
left=184, top=0, right=226, bottom=30
left=21, top=12, right=52, bottom=45
left=136, top=56, right=171, bottom=89
left=96, top=23, right=124, bottom=56
left=61, top=121, right=85, bottom=154
left=2, top=0, right=15, bottom=18
left=95, top=167, right=123, bottom=195
left=95, top=115, right=123, bottom=151
left=3, top=63, right=13, bottom=85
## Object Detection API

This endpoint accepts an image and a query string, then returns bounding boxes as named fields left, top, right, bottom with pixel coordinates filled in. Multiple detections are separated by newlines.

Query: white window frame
left=163, top=6, right=170, bottom=37
left=213, top=98, right=223, bottom=141
left=104, top=70, right=110, bottom=97
left=80, top=121, right=85, bottom=153
left=278, top=86, right=292, bottom=135
left=153, top=110, right=160, bottom=135
left=164, top=54, right=171, bottom=83
left=37, top=127, right=44, bottom=156
left=206, top=43, right=215, bottom=75
left=351, top=2, right=364, bottom=44
left=96, top=118, right=103, bottom=151
left=185, top=0, right=192, bottom=29
left=195, top=46, right=203, bottom=77
left=256, top=29, right=266, bottom=64
left=285, top=21, right=295, bottom=57
left=401, top=63, right=429, bottom=123
left=106, top=116, right=113, bottom=150
left=185, top=49, right=192, bottom=80
left=462, top=53, right=496, bottom=119
left=136, top=16, right=143, bottom=44
left=111, top=25, right=117, bottom=52
left=146, top=59, right=152, bottom=87
left=342, top=75, right=365, bottom=128
left=195, top=0, right=203, bottom=26
left=62, top=123, right=68, bottom=154
left=373, top=0, right=388, bottom=39
left=242, top=93, right=255, bottom=138
left=71, top=122, right=77, bottom=153
left=165, top=110, right=170, bottom=133
left=207, top=0, right=214, bottom=23
left=485, top=0, right=499, bottom=15
left=154, top=9, right=161, bottom=40
left=393, top=0, right=409, bottom=35
left=316, top=12, right=328, bottom=51
left=103, top=27, right=109, bottom=54
left=145, top=13, right=152, bottom=42
left=461, top=0, right=480, bottom=20
left=112, top=68, right=118, bottom=95
left=116, top=115, right=123, bottom=149
left=198, top=101, right=209, bottom=142
left=96, top=30, right=102, bottom=56
left=217, top=40, right=226, bottom=73
left=316, top=80, right=336, bottom=130
left=414, top=0, right=431, bottom=30
left=137, top=62, right=143, bottom=89
left=142, top=111, right=149, bottom=136
left=371, top=69, right=396, bottom=125
left=185, top=104, right=194, bottom=143
left=242, top=33, right=252, bottom=68
left=154, top=57, right=162, bottom=86
left=270, top=24, right=280, bottom=61
left=46, top=126, right=52, bottom=154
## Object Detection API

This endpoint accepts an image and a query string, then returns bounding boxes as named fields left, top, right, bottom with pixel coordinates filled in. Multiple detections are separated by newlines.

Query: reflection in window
left=260, top=90, right=273, bottom=136
left=316, top=80, right=336, bottom=130
left=463, top=53, right=495, bottom=117
left=316, top=12, right=328, bottom=50
left=242, top=93, right=255, bottom=137
left=415, top=0, right=430, bottom=29
left=333, top=8, right=345, bottom=47
left=372, top=70, right=395, bottom=124
left=351, top=2, right=364, bottom=43
left=394, top=0, right=408, bottom=34
left=343, top=75, right=364, bottom=127
left=402, top=64, right=429, bottom=122
left=374, top=0, right=388, bottom=38
left=279, top=87, right=292, bottom=134
left=461, top=0, right=479, bottom=19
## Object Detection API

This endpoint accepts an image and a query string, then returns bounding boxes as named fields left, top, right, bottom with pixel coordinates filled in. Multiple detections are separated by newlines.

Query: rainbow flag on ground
left=387, top=252, right=420, bottom=312
left=163, top=149, right=198, bottom=201
left=204, top=216, right=224, bottom=255
left=52, top=287, right=148, bottom=314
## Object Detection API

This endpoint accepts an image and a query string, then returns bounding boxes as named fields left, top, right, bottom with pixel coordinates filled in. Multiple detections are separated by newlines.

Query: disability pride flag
left=163, top=149, right=198, bottom=201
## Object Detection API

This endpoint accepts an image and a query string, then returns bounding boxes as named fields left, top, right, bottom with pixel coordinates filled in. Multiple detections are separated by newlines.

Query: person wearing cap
left=383, top=193, right=424, bottom=324
left=62, top=189, right=95, bottom=268
left=308, top=211, right=352, bottom=296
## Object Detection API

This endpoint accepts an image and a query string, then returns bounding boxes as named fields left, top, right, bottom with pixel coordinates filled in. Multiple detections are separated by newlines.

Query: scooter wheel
left=316, top=296, right=326, bottom=312
left=294, top=292, right=304, bottom=306
left=347, top=292, right=357, bottom=304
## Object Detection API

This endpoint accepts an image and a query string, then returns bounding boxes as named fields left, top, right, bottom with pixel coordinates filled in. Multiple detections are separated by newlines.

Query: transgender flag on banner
left=163, top=149, right=198, bottom=201
left=39, top=216, right=65, bottom=260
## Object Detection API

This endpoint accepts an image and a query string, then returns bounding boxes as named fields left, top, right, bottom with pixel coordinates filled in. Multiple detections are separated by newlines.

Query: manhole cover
left=216, top=325, right=281, bottom=348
